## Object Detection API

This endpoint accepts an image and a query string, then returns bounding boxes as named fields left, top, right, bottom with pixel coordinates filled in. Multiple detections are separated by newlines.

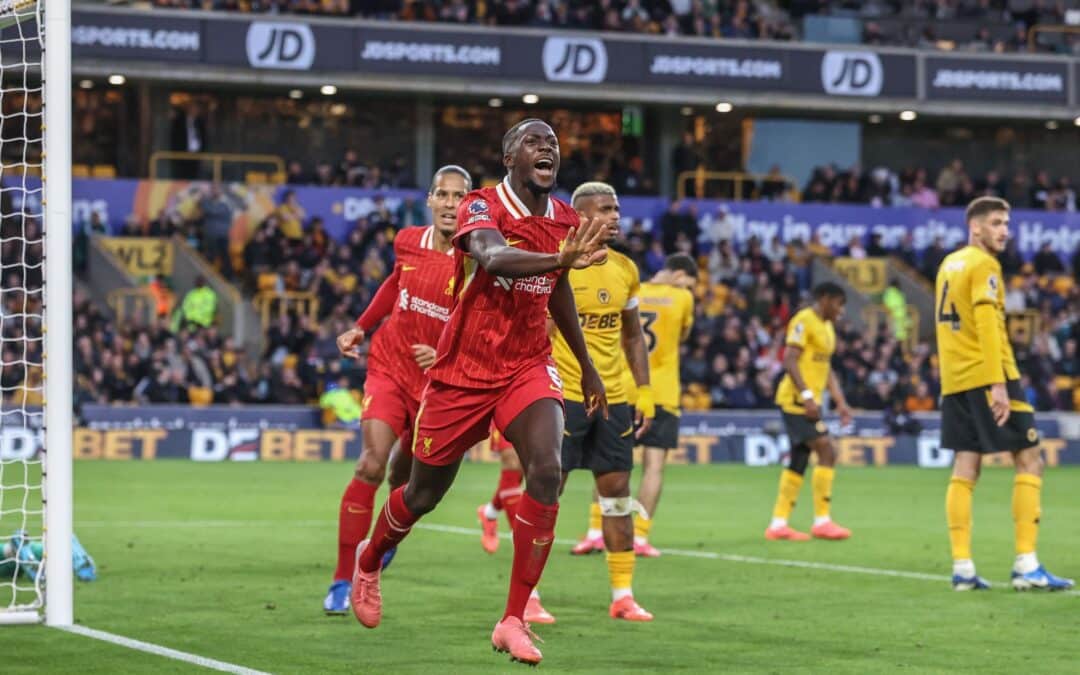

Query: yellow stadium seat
left=1052, top=276, right=1074, bottom=296
left=91, top=164, right=117, bottom=178
left=283, top=353, right=299, bottom=371
left=257, top=273, right=279, bottom=292
left=1054, top=376, right=1073, bottom=392
left=270, top=172, right=286, bottom=184
left=246, top=171, right=268, bottom=185
left=72, top=164, right=90, bottom=178
left=1073, top=386, right=1080, bottom=411
left=188, top=386, right=213, bottom=406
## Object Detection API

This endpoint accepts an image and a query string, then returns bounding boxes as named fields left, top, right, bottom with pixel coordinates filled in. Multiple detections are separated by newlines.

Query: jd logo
left=821, top=51, right=883, bottom=96
left=246, top=22, right=315, bottom=70
left=542, top=37, right=607, bottom=83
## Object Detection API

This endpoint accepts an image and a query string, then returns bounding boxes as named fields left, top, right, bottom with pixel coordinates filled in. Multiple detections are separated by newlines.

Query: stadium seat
left=72, top=164, right=90, bottom=178
left=188, top=387, right=214, bottom=406
left=91, top=164, right=116, bottom=178
left=257, top=273, right=280, bottom=292
left=1073, top=386, right=1080, bottom=411
left=245, top=171, right=269, bottom=184
left=282, top=353, right=299, bottom=371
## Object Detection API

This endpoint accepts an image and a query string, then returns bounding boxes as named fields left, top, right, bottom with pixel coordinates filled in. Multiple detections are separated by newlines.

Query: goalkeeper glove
left=634, top=384, right=656, bottom=421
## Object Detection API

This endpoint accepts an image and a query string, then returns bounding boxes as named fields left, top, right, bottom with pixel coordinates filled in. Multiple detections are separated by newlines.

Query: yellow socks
left=1013, top=474, right=1042, bottom=556
left=946, top=476, right=975, bottom=561
left=812, top=466, right=835, bottom=523
left=771, top=469, right=804, bottom=523
left=606, top=549, right=635, bottom=601
left=633, top=512, right=652, bottom=541
left=586, top=502, right=602, bottom=538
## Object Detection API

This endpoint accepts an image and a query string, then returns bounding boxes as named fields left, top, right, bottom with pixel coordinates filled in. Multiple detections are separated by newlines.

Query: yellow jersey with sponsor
left=935, top=245, right=1021, bottom=396
left=552, top=250, right=640, bottom=404
left=775, top=307, right=835, bottom=415
left=638, top=282, right=694, bottom=411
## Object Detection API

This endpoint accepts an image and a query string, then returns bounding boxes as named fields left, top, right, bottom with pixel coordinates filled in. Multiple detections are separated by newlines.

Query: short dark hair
left=664, top=253, right=698, bottom=279
left=965, top=196, right=1009, bottom=224
left=813, top=281, right=846, bottom=302
left=502, top=118, right=546, bottom=156
left=430, top=165, right=472, bottom=193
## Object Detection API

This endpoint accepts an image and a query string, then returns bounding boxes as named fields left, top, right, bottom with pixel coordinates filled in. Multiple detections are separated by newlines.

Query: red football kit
left=355, top=225, right=456, bottom=447
left=413, top=178, right=578, bottom=465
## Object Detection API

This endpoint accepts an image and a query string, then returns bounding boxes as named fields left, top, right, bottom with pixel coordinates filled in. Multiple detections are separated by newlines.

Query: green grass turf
left=2, top=461, right=1079, bottom=674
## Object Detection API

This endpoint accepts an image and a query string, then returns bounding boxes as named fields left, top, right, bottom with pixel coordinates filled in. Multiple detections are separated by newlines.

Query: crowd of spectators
left=148, top=0, right=1077, bottom=55
left=798, top=160, right=1078, bottom=212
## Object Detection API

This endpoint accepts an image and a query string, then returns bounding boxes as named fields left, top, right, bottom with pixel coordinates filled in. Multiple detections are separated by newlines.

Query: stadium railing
left=1028, top=24, right=1080, bottom=52
left=676, top=170, right=799, bottom=202
left=252, top=291, right=320, bottom=330
left=148, top=151, right=285, bottom=183
left=106, top=288, right=160, bottom=326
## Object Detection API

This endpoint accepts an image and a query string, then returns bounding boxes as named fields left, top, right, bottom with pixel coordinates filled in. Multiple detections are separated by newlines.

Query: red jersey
left=359, top=225, right=456, bottom=401
left=426, top=179, right=577, bottom=390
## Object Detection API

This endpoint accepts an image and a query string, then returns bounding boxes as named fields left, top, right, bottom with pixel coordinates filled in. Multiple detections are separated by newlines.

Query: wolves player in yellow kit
left=572, top=253, right=698, bottom=558
left=551, top=182, right=655, bottom=621
left=765, top=282, right=853, bottom=541
left=938, top=197, right=1073, bottom=591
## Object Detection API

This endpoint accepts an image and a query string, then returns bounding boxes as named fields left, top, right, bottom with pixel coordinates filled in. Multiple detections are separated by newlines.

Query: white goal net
left=0, top=0, right=71, bottom=625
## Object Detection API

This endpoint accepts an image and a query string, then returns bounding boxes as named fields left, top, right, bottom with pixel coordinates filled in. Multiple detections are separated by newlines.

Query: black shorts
left=781, top=411, right=828, bottom=449
left=561, top=401, right=634, bottom=473
left=940, top=380, right=1040, bottom=454
left=637, top=405, right=679, bottom=450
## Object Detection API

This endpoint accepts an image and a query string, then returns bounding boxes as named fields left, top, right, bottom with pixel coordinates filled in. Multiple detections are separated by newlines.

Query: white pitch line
left=77, top=518, right=1077, bottom=594
left=58, top=624, right=270, bottom=675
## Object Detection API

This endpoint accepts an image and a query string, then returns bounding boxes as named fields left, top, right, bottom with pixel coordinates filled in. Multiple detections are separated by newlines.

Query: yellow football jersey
left=935, top=245, right=1020, bottom=396
left=552, top=250, right=641, bottom=404
left=638, top=282, right=694, bottom=411
left=775, top=306, right=835, bottom=414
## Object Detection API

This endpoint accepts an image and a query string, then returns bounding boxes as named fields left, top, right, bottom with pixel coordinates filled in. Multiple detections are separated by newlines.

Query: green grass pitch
left=2, top=462, right=1078, bottom=673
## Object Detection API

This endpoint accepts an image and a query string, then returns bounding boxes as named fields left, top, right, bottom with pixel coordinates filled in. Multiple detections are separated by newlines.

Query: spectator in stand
left=905, top=380, right=936, bottom=413
left=172, top=276, right=217, bottom=333
left=275, top=189, right=306, bottom=241
left=1030, top=170, right=1054, bottom=210
left=886, top=398, right=924, bottom=435
left=882, top=279, right=909, bottom=342
left=844, top=235, right=867, bottom=259
left=921, top=237, right=947, bottom=279
left=1033, top=242, right=1065, bottom=275
left=866, top=232, right=888, bottom=257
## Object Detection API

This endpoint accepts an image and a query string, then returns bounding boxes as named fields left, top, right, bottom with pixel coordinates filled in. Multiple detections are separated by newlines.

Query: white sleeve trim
left=624, top=296, right=639, bottom=310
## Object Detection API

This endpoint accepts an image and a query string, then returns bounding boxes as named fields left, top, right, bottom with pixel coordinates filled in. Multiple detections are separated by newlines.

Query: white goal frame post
left=0, top=0, right=73, bottom=626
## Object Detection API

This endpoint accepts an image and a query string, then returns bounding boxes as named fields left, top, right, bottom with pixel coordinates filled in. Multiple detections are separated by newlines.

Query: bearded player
left=552, top=182, right=655, bottom=621
left=322, top=166, right=470, bottom=614
left=938, top=197, right=1072, bottom=591
left=350, top=119, right=611, bottom=666
left=572, top=253, right=696, bottom=557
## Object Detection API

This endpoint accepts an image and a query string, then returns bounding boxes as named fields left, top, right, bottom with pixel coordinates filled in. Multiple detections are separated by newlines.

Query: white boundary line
left=57, top=625, right=270, bottom=674
left=77, top=518, right=1077, bottom=594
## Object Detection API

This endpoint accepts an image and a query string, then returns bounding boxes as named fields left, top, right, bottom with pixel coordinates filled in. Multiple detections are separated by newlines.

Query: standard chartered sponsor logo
left=72, top=25, right=200, bottom=51
left=932, top=69, right=1063, bottom=92
left=650, top=55, right=781, bottom=79
left=409, top=296, right=450, bottom=322
left=360, top=40, right=500, bottom=66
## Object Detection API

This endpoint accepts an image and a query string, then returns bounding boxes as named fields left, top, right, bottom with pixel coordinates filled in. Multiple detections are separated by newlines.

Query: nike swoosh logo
left=506, top=239, right=523, bottom=247
left=402, top=265, right=417, bottom=271
left=346, top=506, right=369, bottom=514
left=563, top=430, right=571, bottom=437
left=532, top=538, right=553, bottom=547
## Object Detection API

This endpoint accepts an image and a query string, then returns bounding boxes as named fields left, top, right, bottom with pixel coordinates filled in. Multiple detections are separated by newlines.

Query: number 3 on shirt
left=640, top=311, right=659, bottom=353
left=937, top=280, right=961, bottom=330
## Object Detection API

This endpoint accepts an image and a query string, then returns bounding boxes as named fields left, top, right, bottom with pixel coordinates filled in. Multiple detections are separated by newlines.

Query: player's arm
left=337, top=265, right=402, bottom=360
left=464, top=215, right=610, bottom=278
left=620, top=305, right=653, bottom=437
left=550, top=273, right=607, bottom=418
left=782, top=345, right=820, bottom=421
left=827, top=370, right=853, bottom=426
left=680, top=292, right=695, bottom=342
left=970, top=263, right=1009, bottom=425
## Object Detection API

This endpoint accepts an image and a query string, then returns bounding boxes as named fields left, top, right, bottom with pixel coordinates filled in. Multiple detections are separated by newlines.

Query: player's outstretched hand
left=557, top=214, right=611, bottom=270
left=837, top=403, right=853, bottom=428
left=336, top=327, right=365, bottom=361
left=582, top=366, right=609, bottom=420
left=803, top=398, right=821, bottom=422
left=989, top=382, right=1011, bottom=426
left=411, top=344, right=437, bottom=370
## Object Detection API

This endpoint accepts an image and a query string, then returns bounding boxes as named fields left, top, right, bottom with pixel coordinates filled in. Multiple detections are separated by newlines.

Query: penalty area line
left=57, top=624, right=270, bottom=675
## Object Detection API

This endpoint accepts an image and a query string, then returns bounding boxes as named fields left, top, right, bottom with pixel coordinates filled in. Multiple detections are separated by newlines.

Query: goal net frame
left=0, top=0, right=72, bottom=626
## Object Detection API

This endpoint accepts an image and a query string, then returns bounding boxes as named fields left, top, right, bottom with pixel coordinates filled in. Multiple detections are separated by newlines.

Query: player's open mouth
left=534, top=158, right=554, bottom=179
left=439, top=212, right=455, bottom=224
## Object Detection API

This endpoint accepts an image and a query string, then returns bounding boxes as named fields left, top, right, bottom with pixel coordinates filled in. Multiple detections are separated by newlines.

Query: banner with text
left=3, top=406, right=1074, bottom=467
left=99, top=237, right=174, bottom=276
left=67, top=179, right=1080, bottom=262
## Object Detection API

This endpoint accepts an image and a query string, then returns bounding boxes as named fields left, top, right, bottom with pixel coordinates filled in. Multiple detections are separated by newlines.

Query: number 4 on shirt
left=937, top=280, right=961, bottom=330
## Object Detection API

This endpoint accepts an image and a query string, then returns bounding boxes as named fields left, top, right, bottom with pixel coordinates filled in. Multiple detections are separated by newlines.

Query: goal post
left=0, top=0, right=72, bottom=626
left=43, top=0, right=73, bottom=628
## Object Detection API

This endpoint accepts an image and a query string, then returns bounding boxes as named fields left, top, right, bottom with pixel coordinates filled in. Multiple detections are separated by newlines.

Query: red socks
left=334, top=478, right=377, bottom=581
left=503, top=493, right=558, bottom=621
left=494, top=469, right=524, bottom=528
left=358, top=486, right=418, bottom=574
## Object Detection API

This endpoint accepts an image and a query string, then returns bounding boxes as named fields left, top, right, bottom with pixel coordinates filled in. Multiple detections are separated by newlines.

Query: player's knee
left=355, top=452, right=387, bottom=484
left=788, top=446, right=811, bottom=475
left=524, top=457, right=561, bottom=502
left=598, top=496, right=633, bottom=517
left=403, top=484, right=442, bottom=516
left=1015, top=451, right=1044, bottom=477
